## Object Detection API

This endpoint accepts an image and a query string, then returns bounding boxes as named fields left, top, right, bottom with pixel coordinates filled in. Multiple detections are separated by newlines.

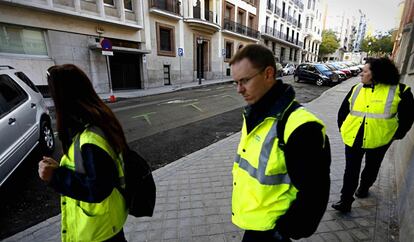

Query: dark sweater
left=337, top=83, right=414, bottom=147
left=244, top=80, right=330, bottom=239
left=50, top=138, right=118, bottom=203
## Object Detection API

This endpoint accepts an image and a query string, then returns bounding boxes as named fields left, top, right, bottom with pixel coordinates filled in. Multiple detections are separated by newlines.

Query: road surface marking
left=183, top=102, right=203, bottom=112
left=132, top=112, right=156, bottom=125
left=221, top=94, right=240, bottom=101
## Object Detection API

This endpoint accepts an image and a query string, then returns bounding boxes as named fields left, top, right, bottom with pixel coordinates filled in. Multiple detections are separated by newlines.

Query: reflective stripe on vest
left=74, top=126, right=126, bottom=187
left=60, top=127, right=128, bottom=242
left=232, top=106, right=325, bottom=231
left=234, top=120, right=291, bottom=185
left=349, top=84, right=397, bottom=119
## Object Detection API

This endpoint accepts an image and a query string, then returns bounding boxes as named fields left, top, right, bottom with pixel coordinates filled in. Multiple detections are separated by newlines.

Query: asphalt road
left=0, top=76, right=331, bottom=239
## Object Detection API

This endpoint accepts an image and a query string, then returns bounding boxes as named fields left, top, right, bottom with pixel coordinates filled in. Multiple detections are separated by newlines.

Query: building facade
left=352, top=10, right=367, bottom=52
left=0, top=0, right=325, bottom=94
left=391, top=0, right=414, bottom=240
left=0, top=0, right=146, bottom=93
left=259, top=0, right=304, bottom=65
left=301, top=0, right=322, bottom=62
left=322, top=9, right=359, bottom=61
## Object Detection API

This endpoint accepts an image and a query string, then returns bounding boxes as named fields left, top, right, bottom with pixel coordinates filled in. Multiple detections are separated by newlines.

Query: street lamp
left=197, top=37, right=203, bottom=85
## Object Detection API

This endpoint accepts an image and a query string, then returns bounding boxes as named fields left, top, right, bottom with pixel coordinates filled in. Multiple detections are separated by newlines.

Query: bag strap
left=277, top=101, right=302, bottom=151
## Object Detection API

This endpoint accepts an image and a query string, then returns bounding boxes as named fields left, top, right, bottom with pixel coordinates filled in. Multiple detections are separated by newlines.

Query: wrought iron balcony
left=267, top=2, right=274, bottom=11
left=275, top=7, right=281, bottom=16
left=223, top=18, right=260, bottom=39
left=205, top=9, right=217, bottom=24
left=150, top=0, right=180, bottom=15
left=193, top=6, right=217, bottom=24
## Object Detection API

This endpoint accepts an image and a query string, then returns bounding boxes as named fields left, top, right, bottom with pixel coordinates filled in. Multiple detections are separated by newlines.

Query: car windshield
left=325, top=64, right=336, bottom=71
left=315, top=64, right=330, bottom=72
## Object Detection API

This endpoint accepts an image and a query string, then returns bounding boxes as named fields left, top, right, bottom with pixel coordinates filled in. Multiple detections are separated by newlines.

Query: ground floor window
left=0, top=23, right=48, bottom=56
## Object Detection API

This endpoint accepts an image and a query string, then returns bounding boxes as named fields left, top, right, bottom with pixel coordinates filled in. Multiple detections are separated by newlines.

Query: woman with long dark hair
left=38, top=64, right=128, bottom=241
left=332, top=58, right=414, bottom=213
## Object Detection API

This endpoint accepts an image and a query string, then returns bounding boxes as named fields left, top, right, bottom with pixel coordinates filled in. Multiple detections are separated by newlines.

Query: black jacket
left=50, top=129, right=118, bottom=203
left=337, top=83, right=414, bottom=147
left=244, top=80, right=330, bottom=239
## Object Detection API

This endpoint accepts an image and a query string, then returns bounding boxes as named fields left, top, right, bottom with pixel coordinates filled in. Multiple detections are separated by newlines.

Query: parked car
left=0, top=66, right=55, bottom=186
left=282, top=63, right=296, bottom=75
left=294, top=63, right=340, bottom=86
left=275, top=62, right=283, bottom=77
left=329, top=62, right=352, bottom=78
left=325, top=63, right=347, bottom=81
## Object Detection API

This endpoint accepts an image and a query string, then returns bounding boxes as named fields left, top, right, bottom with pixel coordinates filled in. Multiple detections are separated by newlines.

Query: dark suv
left=294, top=63, right=340, bottom=86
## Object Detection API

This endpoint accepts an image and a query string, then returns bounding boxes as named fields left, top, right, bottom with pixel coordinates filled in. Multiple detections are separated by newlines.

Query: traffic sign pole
left=178, top=48, right=184, bottom=82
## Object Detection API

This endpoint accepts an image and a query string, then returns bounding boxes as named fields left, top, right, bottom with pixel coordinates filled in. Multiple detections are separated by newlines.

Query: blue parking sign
left=178, top=48, right=184, bottom=57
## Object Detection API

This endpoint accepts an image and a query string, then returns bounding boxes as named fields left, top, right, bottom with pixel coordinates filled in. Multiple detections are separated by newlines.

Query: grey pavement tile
left=223, top=231, right=243, bottom=242
left=319, top=232, right=340, bottom=241
left=208, top=234, right=227, bottom=242
left=192, top=225, right=211, bottom=236
left=335, top=231, right=357, bottom=241
left=146, top=229, right=163, bottom=241
left=163, top=228, right=178, bottom=240
left=125, top=231, right=147, bottom=242
left=349, top=228, right=373, bottom=240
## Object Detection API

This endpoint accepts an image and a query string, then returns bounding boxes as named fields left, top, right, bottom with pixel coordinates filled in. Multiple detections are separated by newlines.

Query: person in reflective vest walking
left=332, top=58, right=414, bottom=213
left=38, top=64, right=129, bottom=241
left=230, top=44, right=331, bottom=241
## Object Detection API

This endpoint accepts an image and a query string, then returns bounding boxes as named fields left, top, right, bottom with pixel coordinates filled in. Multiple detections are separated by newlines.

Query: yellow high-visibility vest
left=340, top=83, right=406, bottom=148
left=232, top=105, right=325, bottom=231
left=60, top=126, right=127, bottom=242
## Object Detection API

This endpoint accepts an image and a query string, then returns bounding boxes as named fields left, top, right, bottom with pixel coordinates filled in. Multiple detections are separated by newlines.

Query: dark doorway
left=196, top=42, right=205, bottom=79
left=109, top=52, right=141, bottom=90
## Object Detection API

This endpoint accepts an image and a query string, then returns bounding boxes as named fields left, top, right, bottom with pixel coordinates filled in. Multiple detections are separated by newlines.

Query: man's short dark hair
left=229, top=44, right=277, bottom=77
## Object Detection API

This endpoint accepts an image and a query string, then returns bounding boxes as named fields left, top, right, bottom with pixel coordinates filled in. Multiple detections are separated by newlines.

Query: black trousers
left=340, top=143, right=391, bottom=201
left=105, top=229, right=127, bottom=242
left=242, top=230, right=291, bottom=242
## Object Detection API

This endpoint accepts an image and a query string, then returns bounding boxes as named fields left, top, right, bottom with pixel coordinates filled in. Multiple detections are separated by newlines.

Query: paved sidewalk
left=5, top=78, right=398, bottom=242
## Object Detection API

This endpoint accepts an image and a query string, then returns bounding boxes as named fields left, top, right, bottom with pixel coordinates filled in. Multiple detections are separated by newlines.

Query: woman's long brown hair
left=47, top=64, right=127, bottom=154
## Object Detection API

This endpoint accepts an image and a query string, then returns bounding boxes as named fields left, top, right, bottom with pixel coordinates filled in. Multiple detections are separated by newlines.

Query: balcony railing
left=150, top=0, right=180, bottom=15
left=193, top=6, right=217, bottom=24
left=287, top=15, right=293, bottom=23
left=205, top=9, right=217, bottom=23
left=267, top=2, right=274, bottom=11
left=224, top=18, right=260, bottom=39
left=298, top=22, right=302, bottom=29
left=298, top=2, right=304, bottom=10
left=282, top=11, right=286, bottom=19
left=243, top=0, right=256, bottom=5
left=293, top=18, right=298, bottom=26
left=274, top=7, right=281, bottom=16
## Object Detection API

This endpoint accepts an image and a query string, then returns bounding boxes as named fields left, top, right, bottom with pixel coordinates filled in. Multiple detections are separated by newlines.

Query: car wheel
left=294, top=75, right=299, bottom=82
left=316, top=78, right=324, bottom=86
left=40, top=119, right=55, bottom=154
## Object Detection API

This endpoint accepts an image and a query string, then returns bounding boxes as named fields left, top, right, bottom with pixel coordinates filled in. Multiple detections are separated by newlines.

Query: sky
left=325, top=0, right=402, bottom=33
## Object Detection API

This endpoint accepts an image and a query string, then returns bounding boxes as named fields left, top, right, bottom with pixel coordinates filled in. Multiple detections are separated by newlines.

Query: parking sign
left=178, top=48, right=184, bottom=57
